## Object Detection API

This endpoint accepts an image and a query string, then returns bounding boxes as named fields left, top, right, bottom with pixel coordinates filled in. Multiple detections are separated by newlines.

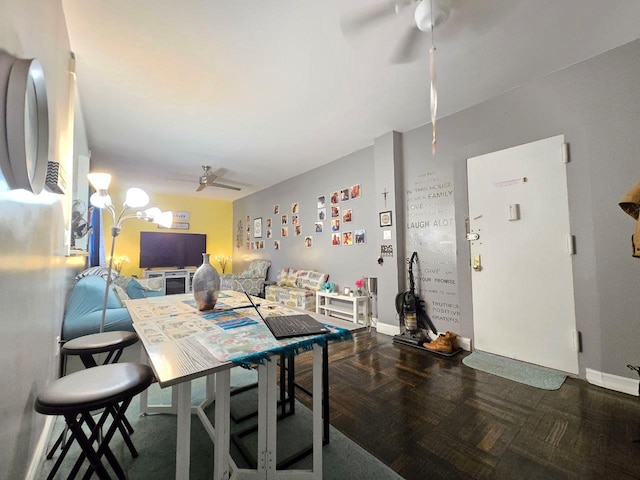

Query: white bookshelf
left=316, top=291, right=370, bottom=326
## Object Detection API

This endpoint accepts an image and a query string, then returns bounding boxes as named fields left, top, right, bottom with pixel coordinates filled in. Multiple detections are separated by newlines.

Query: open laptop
left=243, top=291, right=329, bottom=339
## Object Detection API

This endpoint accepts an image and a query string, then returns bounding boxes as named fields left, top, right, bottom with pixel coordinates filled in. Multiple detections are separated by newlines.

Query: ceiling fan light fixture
left=415, top=0, right=451, bottom=32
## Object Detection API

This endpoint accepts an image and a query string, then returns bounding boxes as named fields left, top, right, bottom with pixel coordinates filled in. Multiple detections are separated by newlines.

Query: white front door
left=467, top=135, right=578, bottom=374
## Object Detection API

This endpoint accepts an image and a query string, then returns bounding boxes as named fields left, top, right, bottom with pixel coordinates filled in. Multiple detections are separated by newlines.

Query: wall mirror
left=0, top=51, right=49, bottom=193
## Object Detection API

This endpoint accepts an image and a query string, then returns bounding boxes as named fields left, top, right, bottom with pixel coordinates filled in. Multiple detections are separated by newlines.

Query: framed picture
left=379, top=211, right=392, bottom=227
left=317, top=195, right=325, bottom=208
left=354, top=229, right=366, bottom=244
left=343, top=287, right=351, bottom=295
left=350, top=184, right=361, bottom=199
left=253, top=217, right=263, bottom=238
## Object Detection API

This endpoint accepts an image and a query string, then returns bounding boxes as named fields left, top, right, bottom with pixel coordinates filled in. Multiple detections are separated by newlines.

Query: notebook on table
left=243, top=291, right=329, bottom=339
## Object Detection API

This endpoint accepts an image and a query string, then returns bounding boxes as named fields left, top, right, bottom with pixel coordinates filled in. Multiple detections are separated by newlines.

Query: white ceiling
left=61, top=0, right=640, bottom=201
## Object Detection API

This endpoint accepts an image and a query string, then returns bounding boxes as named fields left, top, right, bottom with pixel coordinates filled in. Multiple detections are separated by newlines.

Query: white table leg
left=214, top=369, right=231, bottom=480
left=312, top=344, right=323, bottom=478
left=256, top=360, right=277, bottom=474
left=176, top=381, right=192, bottom=480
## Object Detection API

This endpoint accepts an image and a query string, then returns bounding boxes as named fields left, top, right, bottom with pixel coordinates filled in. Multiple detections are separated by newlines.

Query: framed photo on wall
left=253, top=217, right=263, bottom=238
left=379, top=211, right=392, bottom=227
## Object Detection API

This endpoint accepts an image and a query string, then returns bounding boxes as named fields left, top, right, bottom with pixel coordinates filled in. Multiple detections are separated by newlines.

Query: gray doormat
left=463, top=351, right=567, bottom=390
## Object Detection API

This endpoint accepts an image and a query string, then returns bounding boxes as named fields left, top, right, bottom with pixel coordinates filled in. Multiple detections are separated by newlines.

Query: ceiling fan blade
left=391, top=25, right=423, bottom=64
left=196, top=183, right=206, bottom=192
left=210, top=182, right=241, bottom=191
left=341, top=1, right=398, bottom=36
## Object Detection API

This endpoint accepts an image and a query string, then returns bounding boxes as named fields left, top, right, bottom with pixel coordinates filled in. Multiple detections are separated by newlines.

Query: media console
left=144, top=268, right=196, bottom=295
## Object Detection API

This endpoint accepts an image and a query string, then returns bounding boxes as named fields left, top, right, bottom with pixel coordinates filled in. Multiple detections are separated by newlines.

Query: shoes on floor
left=443, top=331, right=459, bottom=350
left=423, top=335, right=453, bottom=353
left=423, top=331, right=459, bottom=353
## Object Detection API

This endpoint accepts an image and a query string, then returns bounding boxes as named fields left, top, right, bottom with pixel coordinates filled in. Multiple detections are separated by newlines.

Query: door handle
left=472, top=254, right=482, bottom=271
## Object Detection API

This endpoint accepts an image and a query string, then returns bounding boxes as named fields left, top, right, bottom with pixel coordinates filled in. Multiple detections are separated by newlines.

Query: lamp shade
left=156, top=211, right=174, bottom=228
left=124, top=187, right=149, bottom=208
left=89, top=191, right=112, bottom=209
left=143, top=207, right=162, bottom=219
left=87, top=172, right=111, bottom=191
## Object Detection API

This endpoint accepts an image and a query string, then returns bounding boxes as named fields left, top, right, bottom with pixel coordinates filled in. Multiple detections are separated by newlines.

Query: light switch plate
left=383, top=230, right=391, bottom=240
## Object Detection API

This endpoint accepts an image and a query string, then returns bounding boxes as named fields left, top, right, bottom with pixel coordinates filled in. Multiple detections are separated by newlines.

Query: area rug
left=463, top=351, right=567, bottom=390
left=37, top=368, right=404, bottom=480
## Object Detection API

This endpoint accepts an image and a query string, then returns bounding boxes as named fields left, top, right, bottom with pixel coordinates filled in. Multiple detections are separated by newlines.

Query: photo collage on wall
left=247, top=183, right=364, bottom=251
left=324, top=184, right=365, bottom=247
left=246, top=214, right=265, bottom=250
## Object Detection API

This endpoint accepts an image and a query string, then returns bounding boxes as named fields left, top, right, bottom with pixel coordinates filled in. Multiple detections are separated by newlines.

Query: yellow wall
left=101, top=188, right=233, bottom=277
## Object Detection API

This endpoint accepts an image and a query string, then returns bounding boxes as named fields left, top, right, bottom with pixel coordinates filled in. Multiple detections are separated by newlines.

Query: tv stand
left=144, top=268, right=196, bottom=295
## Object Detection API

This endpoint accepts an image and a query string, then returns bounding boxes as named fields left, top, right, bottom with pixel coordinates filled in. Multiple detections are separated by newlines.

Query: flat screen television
left=139, top=232, right=207, bottom=269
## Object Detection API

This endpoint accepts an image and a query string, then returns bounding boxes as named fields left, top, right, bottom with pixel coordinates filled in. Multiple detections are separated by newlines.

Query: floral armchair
left=220, top=259, right=271, bottom=296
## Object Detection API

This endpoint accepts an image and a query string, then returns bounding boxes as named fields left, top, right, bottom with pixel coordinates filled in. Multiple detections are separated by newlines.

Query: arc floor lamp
left=87, top=172, right=173, bottom=333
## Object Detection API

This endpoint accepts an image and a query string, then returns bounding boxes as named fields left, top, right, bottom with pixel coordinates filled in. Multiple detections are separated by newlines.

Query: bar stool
left=61, top=331, right=139, bottom=370
left=46, top=331, right=139, bottom=478
left=35, top=362, right=154, bottom=480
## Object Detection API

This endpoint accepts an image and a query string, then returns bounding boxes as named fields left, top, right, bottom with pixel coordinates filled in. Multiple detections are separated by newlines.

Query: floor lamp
left=87, top=173, right=173, bottom=333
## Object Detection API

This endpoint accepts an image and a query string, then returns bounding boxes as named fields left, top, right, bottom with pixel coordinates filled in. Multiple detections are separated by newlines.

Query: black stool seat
left=62, top=331, right=138, bottom=355
left=47, top=332, right=141, bottom=478
left=36, top=363, right=154, bottom=480
left=36, top=362, right=153, bottom=415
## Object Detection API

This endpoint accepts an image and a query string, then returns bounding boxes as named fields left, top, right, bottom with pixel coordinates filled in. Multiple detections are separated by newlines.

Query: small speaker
left=45, top=161, right=66, bottom=194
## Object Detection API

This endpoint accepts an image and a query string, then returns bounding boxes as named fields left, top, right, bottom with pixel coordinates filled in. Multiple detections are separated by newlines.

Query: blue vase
left=192, top=253, right=220, bottom=311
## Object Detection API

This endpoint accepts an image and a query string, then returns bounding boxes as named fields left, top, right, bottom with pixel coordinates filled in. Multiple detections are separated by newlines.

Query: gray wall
left=0, top=1, right=84, bottom=478
left=235, top=38, right=640, bottom=380
left=232, top=146, right=382, bottom=290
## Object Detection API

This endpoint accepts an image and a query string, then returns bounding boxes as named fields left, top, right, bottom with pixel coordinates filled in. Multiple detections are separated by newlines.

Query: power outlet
left=54, top=335, right=61, bottom=357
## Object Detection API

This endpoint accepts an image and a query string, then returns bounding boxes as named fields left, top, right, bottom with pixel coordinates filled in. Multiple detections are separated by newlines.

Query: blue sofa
left=62, top=275, right=133, bottom=341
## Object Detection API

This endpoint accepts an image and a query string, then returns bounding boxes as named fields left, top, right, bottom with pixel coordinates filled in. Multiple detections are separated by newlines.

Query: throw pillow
left=299, top=271, right=328, bottom=291
left=296, top=270, right=312, bottom=288
left=75, top=266, right=119, bottom=282
left=283, top=268, right=300, bottom=287
left=125, top=277, right=148, bottom=299
left=276, top=268, right=290, bottom=286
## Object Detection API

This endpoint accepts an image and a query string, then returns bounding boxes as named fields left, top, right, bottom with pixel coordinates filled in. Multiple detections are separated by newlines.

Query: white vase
left=192, top=253, right=220, bottom=311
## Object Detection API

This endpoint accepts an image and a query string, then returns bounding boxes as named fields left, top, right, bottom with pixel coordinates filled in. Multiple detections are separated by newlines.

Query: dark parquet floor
left=292, top=329, right=640, bottom=480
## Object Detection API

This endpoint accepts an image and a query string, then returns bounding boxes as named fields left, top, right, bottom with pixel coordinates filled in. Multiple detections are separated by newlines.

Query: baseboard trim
left=375, top=322, right=398, bottom=337
left=375, top=323, right=471, bottom=352
left=586, top=368, right=639, bottom=397
left=25, top=415, right=56, bottom=480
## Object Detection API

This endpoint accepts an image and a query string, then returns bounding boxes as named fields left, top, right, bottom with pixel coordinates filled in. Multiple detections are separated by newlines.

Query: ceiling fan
left=342, top=0, right=453, bottom=154
left=195, top=165, right=241, bottom=192
left=341, top=0, right=452, bottom=64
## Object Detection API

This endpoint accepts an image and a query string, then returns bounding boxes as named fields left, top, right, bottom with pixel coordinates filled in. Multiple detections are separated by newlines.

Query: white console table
left=144, top=268, right=196, bottom=295
left=316, top=291, right=370, bottom=327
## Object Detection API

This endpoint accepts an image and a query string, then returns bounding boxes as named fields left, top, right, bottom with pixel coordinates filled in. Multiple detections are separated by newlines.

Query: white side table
left=316, top=291, right=370, bottom=327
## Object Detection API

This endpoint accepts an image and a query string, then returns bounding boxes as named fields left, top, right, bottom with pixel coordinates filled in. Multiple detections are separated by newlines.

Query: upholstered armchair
left=220, top=259, right=271, bottom=296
